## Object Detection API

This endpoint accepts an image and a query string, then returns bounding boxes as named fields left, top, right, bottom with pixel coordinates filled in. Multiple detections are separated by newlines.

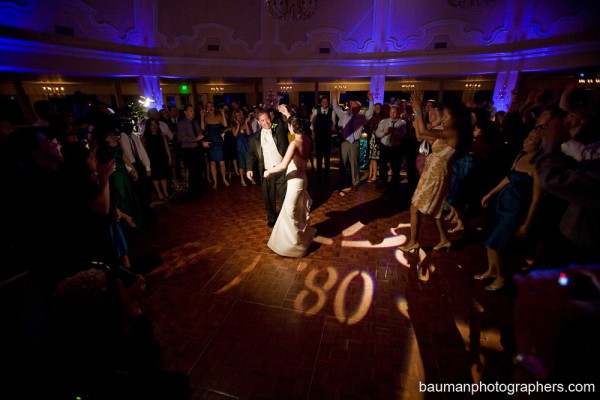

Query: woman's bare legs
left=484, top=248, right=505, bottom=289
left=399, top=205, right=421, bottom=251
left=121, top=254, right=131, bottom=268
left=445, top=206, right=457, bottom=221
left=239, top=168, right=246, bottom=186
left=219, top=160, right=229, bottom=186
left=210, top=161, right=218, bottom=188
left=159, top=179, right=169, bottom=198
left=475, top=247, right=501, bottom=281
left=433, top=218, right=451, bottom=250
left=152, top=180, right=164, bottom=200
left=368, top=159, right=377, bottom=182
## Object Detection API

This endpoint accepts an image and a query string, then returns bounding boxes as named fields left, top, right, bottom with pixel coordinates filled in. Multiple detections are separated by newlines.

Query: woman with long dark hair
left=399, top=93, right=472, bottom=253
left=476, top=130, right=544, bottom=290
left=263, top=106, right=316, bottom=257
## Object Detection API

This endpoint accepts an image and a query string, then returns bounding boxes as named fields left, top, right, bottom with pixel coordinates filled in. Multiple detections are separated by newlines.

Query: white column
left=493, top=71, right=519, bottom=112
left=370, top=75, right=385, bottom=105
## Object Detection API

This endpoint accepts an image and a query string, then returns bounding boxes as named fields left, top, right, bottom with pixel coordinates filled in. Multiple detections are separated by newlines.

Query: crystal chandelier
left=265, top=0, right=319, bottom=22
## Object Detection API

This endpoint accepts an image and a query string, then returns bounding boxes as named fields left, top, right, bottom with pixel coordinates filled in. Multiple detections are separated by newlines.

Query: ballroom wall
left=1, top=0, right=599, bottom=119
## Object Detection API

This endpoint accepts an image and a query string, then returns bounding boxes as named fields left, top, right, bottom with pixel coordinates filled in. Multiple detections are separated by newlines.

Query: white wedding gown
left=267, top=154, right=316, bottom=257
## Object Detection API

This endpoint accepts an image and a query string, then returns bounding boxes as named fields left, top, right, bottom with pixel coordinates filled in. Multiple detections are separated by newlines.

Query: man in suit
left=310, top=96, right=336, bottom=179
left=177, top=104, right=209, bottom=198
left=165, top=105, right=183, bottom=190
left=246, top=106, right=290, bottom=227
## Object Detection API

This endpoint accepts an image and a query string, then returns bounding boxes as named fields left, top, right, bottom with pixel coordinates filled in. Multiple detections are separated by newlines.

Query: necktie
left=343, top=115, right=356, bottom=144
left=390, top=120, right=397, bottom=146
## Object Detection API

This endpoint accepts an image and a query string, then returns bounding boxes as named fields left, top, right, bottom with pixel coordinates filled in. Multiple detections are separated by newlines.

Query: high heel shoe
left=447, top=225, right=464, bottom=234
left=474, top=271, right=497, bottom=280
left=485, top=279, right=505, bottom=291
left=398, top=242, right=420, bottom=253
left=432, top=241, right=451, bottom=251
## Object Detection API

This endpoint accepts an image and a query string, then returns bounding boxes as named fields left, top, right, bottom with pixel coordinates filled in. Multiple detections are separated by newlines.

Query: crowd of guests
left=1, top=81, right=598, bottom=396
left=3, top=85, right=597, bottom=279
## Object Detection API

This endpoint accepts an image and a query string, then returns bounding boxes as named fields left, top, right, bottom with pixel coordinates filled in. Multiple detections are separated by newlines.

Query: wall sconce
left=401, top=84, right=415, bottom=89
left=279, top=86, right=293, bottom=93
left=465, top=83, right=481, bottom=90
left=334, top=84, right=347, bottom=92
left=41, top=85, right=66, bottom=97
left=210, top=87, right=225, bottom=92
left=578, top=77, right=600, bottom=91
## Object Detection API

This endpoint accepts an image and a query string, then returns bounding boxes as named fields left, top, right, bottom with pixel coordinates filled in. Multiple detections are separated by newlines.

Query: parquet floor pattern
left=130, top=164, right=516, bottom=400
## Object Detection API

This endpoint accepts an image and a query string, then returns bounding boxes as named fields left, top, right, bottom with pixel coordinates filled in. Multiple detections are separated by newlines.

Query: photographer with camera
left=42, top=265, right=191, bottom=399
left=13, top=125, right=121, bottom=303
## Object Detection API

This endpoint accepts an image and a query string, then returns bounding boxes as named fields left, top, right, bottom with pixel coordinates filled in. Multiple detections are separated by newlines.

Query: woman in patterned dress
left=399, top=93, right=471, bottom=252
left=365, top=102, right=385, bottom=183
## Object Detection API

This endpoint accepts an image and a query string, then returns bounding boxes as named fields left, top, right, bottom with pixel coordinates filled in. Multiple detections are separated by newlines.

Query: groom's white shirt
left=261, top=128, right=283, bottom=169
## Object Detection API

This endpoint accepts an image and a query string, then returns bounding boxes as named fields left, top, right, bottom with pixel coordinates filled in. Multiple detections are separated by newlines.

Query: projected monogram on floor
left=294, top=267, right=374, bottom=325
left=153, top=223, right=426, bottom=326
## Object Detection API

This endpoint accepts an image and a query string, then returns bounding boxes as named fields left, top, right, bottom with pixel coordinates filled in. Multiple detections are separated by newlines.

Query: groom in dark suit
left=246, top=107, right=290, bottom=227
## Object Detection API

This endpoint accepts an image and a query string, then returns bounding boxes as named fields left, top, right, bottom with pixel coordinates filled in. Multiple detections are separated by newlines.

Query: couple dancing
left=246, top=104, right=316, bottom=258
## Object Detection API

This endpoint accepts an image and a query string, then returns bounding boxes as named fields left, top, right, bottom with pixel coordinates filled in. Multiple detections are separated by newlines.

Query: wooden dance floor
left=127, top=159, right=519, bottom=399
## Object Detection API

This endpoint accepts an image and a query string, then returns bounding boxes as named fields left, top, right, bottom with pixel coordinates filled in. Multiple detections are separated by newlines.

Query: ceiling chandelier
left=265, top=0, right=319, bottom=22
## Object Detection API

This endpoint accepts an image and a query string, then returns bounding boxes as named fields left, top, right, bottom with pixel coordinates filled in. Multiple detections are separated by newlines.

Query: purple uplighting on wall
left=137, top=75, right=163, bottom=110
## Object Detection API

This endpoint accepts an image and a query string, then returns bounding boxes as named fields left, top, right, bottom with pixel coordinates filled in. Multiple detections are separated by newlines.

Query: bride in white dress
left=264, top=109, right=316, bottom=257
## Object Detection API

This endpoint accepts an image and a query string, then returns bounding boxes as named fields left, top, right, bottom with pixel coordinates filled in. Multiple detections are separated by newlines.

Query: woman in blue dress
left=476, top=130, right=544, bottom=291
left=201, top=102, right=229, bottom=189
left=445, top=120, right=496, bottom=233
left=232, top=110, right=253, bottom=186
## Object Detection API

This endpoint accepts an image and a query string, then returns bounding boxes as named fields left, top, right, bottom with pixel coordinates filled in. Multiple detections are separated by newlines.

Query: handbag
left=418, top=140, right=431, bottom=156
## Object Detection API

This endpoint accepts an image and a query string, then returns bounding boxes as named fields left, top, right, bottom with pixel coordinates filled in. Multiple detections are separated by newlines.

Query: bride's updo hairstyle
left=288, top=114, right=311, bottom=136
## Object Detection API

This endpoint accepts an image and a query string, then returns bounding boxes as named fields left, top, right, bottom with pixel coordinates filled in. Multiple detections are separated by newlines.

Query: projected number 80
left=294, top=267, right=375, bottom=325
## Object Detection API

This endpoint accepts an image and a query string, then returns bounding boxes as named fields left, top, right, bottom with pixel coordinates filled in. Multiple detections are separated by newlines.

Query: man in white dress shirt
left=246, top=107, right=290, bottom=227
left=332, top=90, right=374, bottom=191
left=375, top=104, right=407, bottom=192
left=119, top=121, right=152, bottom=213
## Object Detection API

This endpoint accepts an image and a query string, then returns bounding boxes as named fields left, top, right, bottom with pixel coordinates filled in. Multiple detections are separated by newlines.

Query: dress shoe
left=398, top=242, right=420, bottom=253
left=432, top=241, right=451, bottom=251
left=352, top=185, right=358, bottom=191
